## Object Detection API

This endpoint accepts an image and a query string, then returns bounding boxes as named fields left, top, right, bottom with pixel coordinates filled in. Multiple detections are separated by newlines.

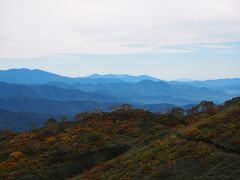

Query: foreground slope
left=0, top=98, right=240, bottom=179
left=76, top=98, right=240, bottom=179
left=0, top=110, right=166, bottom=179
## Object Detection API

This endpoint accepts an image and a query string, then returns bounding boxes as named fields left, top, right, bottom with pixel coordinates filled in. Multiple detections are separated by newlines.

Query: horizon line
left=0, top=68, right=240, bottom=82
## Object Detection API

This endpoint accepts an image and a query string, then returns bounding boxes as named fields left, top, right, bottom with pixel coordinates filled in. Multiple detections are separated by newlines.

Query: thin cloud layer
left=0, top=0, right=240, bottom=58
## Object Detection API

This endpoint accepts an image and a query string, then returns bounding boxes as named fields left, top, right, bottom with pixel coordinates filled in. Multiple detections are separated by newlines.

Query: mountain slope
left=0, top=98, right=240, bottom=179
left=74, top=98, right=240, bottom=179
left=0, top=68, right=71, bottom=84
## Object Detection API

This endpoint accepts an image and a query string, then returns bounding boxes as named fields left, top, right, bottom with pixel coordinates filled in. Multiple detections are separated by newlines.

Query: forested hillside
left=0, top=97, right=239, bottom=179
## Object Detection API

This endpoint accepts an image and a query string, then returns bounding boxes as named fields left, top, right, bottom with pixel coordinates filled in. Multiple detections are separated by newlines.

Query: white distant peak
left=175, top=79, right=194, bottom=82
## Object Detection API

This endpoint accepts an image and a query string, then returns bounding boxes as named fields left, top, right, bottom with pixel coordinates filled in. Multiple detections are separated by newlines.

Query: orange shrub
left=45, top=136, right=56, bottom=144
left=10, top=151, right=24, bottom=161
left=186, top=128, right=201, bottom=138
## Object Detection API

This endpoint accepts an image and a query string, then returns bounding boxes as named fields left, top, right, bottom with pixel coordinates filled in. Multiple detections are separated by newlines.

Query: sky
left=0, top=0, right=240, bottom=80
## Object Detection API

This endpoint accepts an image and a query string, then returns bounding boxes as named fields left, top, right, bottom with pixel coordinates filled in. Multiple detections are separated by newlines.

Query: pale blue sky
left=0, top=0, right=240, bottom=80
left=1, top=41, right=240, bottom=80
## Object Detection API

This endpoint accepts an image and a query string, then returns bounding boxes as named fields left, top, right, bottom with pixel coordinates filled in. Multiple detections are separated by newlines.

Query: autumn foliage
left=0, top=98, right=240, bottom=179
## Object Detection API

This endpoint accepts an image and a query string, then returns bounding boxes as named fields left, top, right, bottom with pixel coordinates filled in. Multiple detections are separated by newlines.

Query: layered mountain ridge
left=0, top=68, right=239, bottom=131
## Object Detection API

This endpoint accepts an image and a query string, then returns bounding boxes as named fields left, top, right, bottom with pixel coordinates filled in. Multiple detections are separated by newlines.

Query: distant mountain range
left=0, top=68, right=239, bottom=131
left=0, top=68, right=238, bottom=105
left=86, top=74, right=160, bottom=82
left=47, top=80, right=231, bottom=105
left=0, top=82, right=118, bottom=102
left=1, top=68, right=239, bottom=91
left=1, top=68, right=239, bottom=93
left=0, top=68, right=160, bottom=84
left=170, top=78, right=240, bottom=94
left=0, top=79, right=231, bottom=106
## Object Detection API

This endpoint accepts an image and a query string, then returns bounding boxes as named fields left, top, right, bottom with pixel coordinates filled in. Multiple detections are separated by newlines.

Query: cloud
left=0, top=0, right=240, bottom=58
left=151, top=48, right=194, bottom=54
left=194, top=44, right=236, bottom=49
